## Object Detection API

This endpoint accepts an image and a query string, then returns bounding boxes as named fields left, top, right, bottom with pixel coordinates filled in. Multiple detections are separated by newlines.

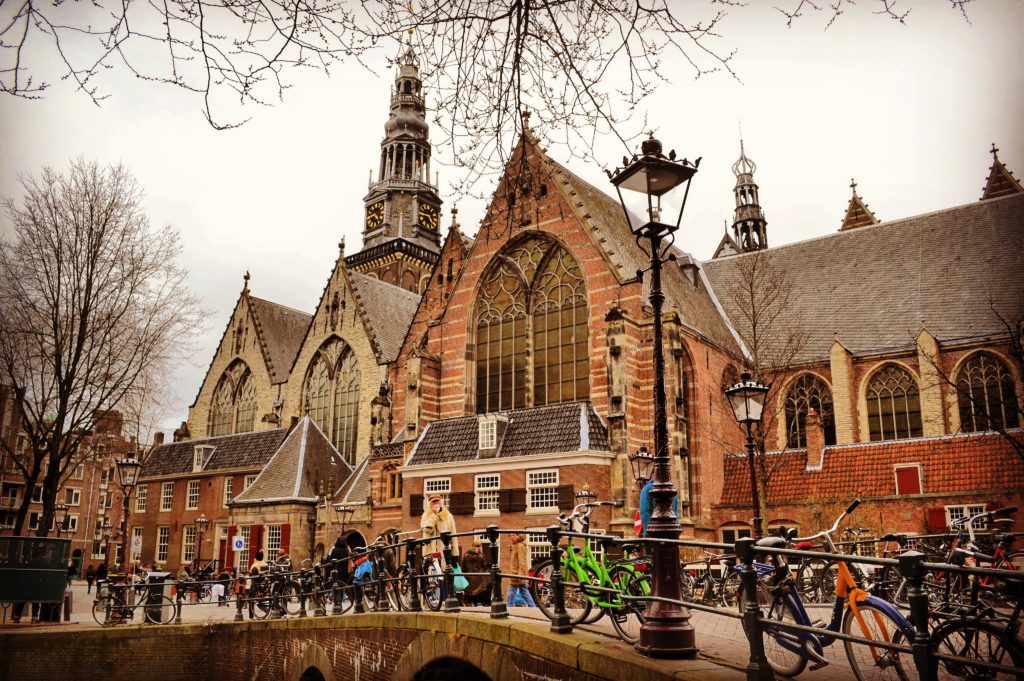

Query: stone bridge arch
left=390, top=629, right=521, bottom=681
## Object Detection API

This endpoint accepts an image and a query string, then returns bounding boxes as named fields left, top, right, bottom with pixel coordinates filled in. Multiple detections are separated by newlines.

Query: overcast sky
left=1, top=1, right=1021, bottom=440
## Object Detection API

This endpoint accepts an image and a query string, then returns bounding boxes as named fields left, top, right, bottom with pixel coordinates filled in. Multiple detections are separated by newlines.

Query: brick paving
left=1, top=581, right=873, bottom=680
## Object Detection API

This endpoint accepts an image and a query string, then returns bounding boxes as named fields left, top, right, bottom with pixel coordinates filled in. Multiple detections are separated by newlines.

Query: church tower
left=345, top=45, right=442, bottom=294
left=730, top=139, right=767, bottom=252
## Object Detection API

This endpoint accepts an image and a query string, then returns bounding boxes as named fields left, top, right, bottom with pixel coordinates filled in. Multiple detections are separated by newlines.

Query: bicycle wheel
left=250, top=590, right=274, bottom=619
left=841, top=601, right=912, bottom=681
left=738, top=582, right=807, bottom=677
left=721, top=570, right=741, bottom=607
left=607, top=566, right=647, bottom=645
left=92, top=598, right=110, bottom=626
left=279, top=581, right=303, bottom=615
left=384, top=578, right=402, bottom=611
left=143, top=595, right=177, bottom=625
left=818, top=560, right=839, bottom=604
left=1008, top=551, right=1024, bottom=573
left=931, top=618, right=1024, bottom=681
left=531, top=560, right=592, bottom=625
left=421, top=564, right=444, bottom=611
left=395, top=566, right=414, bottom=610
left=197, top=585, right=212, bottom=603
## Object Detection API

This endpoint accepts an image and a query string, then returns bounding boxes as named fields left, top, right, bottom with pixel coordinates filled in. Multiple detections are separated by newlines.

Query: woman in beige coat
left=420, top=494, right=459, bottom=564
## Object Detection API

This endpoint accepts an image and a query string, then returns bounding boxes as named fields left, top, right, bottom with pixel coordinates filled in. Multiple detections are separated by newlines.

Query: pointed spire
left=242, top=270, right=250, bottom=293
left=338, top=237, right=345, bottom=255
left=840, top=178, right=879, bottom=231
left=980, top=143, right=1023, bottom=200
left=449, top=207, right=460, bottom=233
left=730, top=137, right=766, bottom=252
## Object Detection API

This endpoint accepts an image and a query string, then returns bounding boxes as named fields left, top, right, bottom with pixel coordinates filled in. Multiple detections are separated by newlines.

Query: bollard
left=313, top=570, right=326, bottom=617
left=486, top=525, right=508, bottom=619
left=330, top=568, right=342, bottom=616
left=405, top=538, right=422, bottom=613
left=899, top=551, right=935, bottom=681
left=736, top=538, right=774, bottom=681
left=546, top=525, right=572, bottom=633
left=234, top=583, right=245, bottom=622
left=174, top=582, right=184, bottom=625
left=440, top=531, right=461, bottom=613
left=297, top=574, right=308, bottom=618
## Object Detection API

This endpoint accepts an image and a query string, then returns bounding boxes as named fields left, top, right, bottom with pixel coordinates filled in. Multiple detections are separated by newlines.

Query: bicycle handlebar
left=791, top=498, right=862, bottom=545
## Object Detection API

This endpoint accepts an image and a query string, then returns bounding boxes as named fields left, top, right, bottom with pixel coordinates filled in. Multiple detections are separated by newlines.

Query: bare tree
left=0, top=1, right=972, bottom=181
left=717, top=249, right=809, bottom=523
left=0, top=159, right=205, bottom=536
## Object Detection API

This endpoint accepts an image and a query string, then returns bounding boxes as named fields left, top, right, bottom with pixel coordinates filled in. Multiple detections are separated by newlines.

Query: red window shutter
left=895, top=466, right=922, bottom=495
left=280, top=524, right=290, bottom=555
left=927, top=508, right=947, bottom=533
left=251, top=525, right=264, bottom=557
left=225, top=525, right=237, bottom=569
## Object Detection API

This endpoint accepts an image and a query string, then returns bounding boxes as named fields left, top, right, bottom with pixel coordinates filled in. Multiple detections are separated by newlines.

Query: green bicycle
left=530, top=501, right=651, bottom=643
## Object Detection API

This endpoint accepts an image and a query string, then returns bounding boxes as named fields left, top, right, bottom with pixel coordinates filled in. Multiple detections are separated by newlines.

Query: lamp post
left=608, top=132, right=699, bottom=658
left=629, top=446, right=656, bottom=487
left=55, top=502, right=71, bottom=538
left=724, top=372, right=770, bottom=539
left=102, top=518, right=113, bottom=566
left=333, top=503, right=354, bottom=535
left=195, top=514, right=209, bottom=568
left=115, top=456, right=142, bottom=572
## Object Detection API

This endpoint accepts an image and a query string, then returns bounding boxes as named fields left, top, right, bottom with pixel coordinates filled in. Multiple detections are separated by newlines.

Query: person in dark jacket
left=460, top=541, right=491, bottom=606
left=96, top=562, right=109, bottom=584
left=327, top=535, right=351, bottom=582
left=86, top=564, right=96, bottom=593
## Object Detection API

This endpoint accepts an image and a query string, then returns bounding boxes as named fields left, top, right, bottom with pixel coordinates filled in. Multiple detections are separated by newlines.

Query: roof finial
left=449, top=207, right=460, bottom=232
left=521, top=108, right=531, bottom=127
left=991, top=142, right=1000, bottom=160
left=339, top=237, right=345, bottom=254
left=243, top=270, right=250, bottom=291
left=850, top=178, right=858, bottom=194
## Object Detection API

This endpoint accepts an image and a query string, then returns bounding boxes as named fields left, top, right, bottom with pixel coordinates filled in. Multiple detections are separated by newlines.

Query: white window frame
left=526, top=529, right=549, bottom=566
left=893, top=463, right=924, bottom=496
left=223, top=477, right=234, bottom=507
left=193, top=445, right=213, bottom=472
left=65, top=487, right=81, bottom=506
left=71, top=464, right=85, bottom=480
left=946, top=504, right=987, bottom=529
left=474, top=473, right=500, bottom=515
left=479, top=419, right=497, bottom=449
left=186, top=480, right=200, bottom=510
left=472, top=528, right=500, bottom=553
left=526, top=469, right=559, bottom=512
left=244, top=474, right=257, bottom=490
left=156, top=526, right=170, bottom=563
left=131, top=527, right=143, bottom=562
left=66, top=514, right=79, bottom=533
left=239, top=526, right=252, bottom=568
left=31, top=485, right=43, bottom=503
left=720, top=525, right=752, bottom=545
left=587, top=528, right=606, bottom=562
left=424, top=477, right=451, bottom=510
left=182, top=525, right=196, bottom=564
left=135, top=484, right=148, bottom=512
left=91, top=541, right=106, bottom=560
left=160, top=482, right=174, bottom=511
left=266, top=525, right=282, bottom=563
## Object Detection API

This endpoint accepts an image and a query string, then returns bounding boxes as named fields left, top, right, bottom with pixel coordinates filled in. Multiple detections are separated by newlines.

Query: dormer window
left=193, top=445, right=214, bottom=472
left=479, top=419, right=497, bottom=449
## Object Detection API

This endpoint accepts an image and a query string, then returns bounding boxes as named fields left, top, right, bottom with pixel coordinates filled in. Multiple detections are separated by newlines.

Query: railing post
left=103, top=583, right=112, bottom=626
left=486, top=525, right=508, bottom=619
left=440, top=531, right=461, bottom=612
left=374, top=544, right=391, bottom=612
left=234, top=579, right=245, bottom=622
left=736, top=537, right=774, bottom=681
left=312, top=570, right=326, bottom=617
left=405, top=538, right=423, bottom=613
left=899, top=551, right=935, bottom=681
left=353, top=552, right=367, bottom=614
left=174, top=581, right=184, bottom=624
left=247, top=576, right=256, bottom=619
left=546, top=525, right=572, bottom=634
left=297, top=573, right=308, bottom=618
left=330, top=567, right=343, bottom=616
left=271, top=572, right=286, bottom=619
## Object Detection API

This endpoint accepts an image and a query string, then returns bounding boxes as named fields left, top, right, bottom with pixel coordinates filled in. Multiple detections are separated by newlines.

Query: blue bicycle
left=738, top=500, right=916, bottom=681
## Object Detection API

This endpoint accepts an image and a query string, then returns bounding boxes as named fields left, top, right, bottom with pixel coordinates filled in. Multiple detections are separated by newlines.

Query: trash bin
left=145, top=571, right=172, bottom=624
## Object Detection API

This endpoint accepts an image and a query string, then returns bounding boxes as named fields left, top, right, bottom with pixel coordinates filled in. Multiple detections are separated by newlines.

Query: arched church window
left=785, top=373, right=836, bottom=448
left=208, top=360, right=256, bottom=436
left=303, top=337, right=361, bottom=464
left=866, top=364, right=922, bottom=441
left=475, top=236, right=589, bottom=412
left=674, top=347, right=692, bottom=451
left=956, top=352, right=1020, bottom=432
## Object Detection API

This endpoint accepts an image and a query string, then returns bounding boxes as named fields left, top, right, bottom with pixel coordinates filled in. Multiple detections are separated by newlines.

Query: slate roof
left=232, top=417, right=353, bottom=504
left=406, top=401, right=610, bottom=466
left=140, top=428, right=287, bottom=479
left=702, top=193, right=1024, bottom=365
left=248, top=296, right=312, bottom=384
left=718, top=430, right=1024, bottom=505
left=547, top=157, right=742, bottom=354
left=347, top=271, right=421, bottom=364
left=335, top=456, right=371, bottom=505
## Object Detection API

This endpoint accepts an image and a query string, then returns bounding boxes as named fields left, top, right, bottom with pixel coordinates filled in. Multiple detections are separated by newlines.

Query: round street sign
left=232, top=536, right=245, bottom=551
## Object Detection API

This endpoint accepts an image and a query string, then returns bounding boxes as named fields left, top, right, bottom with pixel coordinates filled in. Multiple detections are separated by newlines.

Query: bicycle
left=687, top=550, right=740, bottom=607
left=91, top=580, right=176, bottom=626
left=929, top=574, right=1024, bottom=680
left=737, top=499, right=916, bottom=681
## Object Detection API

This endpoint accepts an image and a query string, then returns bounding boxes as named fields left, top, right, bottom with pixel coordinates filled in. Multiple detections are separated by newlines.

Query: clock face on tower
left=366, top=201, right=385, bottom=229
left=418, top=203, right=439, bottom=230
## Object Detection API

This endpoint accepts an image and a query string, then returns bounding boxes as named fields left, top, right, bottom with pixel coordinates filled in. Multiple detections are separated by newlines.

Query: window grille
left=266, top=525, right=282, bottom=563
left=424, top=478, right=451, bottom=508
left=956, top=352, right=1020, bottom=432
left=186, top=480, right=200, bottom=510
left=866, top=364, right=922, bottom=441
left=208, top=360, right=257, bottom=436
left=157, top=526, right=170, bottom=562
left=182, top=526, right=196, bottom=563
left=475, top=474, right=500, bottom=512
left=223, top=478, right=234, bottom=506
left=304, top=337, right=361, bottom=465
left=136, top=484, right=147, bottom=512
left=527, top=530, right=549, bottom=566
left=785, top=373, right=837, bottom=448
left=161, top=482, right=174, bottom=511
left=239, top=526, right=252, bottom=568
left=947, top=504, right=987, bottom=529
left=527, top=470, right=559, bottom=510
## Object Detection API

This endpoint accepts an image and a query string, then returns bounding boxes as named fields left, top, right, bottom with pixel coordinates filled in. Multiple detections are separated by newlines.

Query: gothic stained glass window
left=785, top=373, right=836, bottom=448
left=304, top=337, right=361, bottom=464
left=208, top=360, right=256, bottom=436
left=475, top=236, right=589, bottom=413
left=956, top=352, right=1020, bottom=432
left=866, top=364, right=922, bottom=442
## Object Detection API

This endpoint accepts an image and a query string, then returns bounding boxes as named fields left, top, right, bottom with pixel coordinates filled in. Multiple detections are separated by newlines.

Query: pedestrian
left=86, top=564, right=96, bottom=593
left=506, top=533, right=535, bottom=607
left=96, top=562, right=108, bottom=586
left=67, top=562, right=76, bottom=586
left=420, top=494, right=459, bottom=566
left=460, top=541, right=490, bottom=606
left=639, top=478, right=678, bottom=537
left=327, top=535, right=351, bottom=583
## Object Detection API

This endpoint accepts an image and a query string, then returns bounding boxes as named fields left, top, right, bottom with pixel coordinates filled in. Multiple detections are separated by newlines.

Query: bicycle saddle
left=794, top=541, right=815, bottom=550
left=880, top=533, right=907, bottom=546
left=754, top=536, right=787, bottom=549
left=621, top=543, right=637, bottom=553
left=994, top=533, right=1016, bottom=545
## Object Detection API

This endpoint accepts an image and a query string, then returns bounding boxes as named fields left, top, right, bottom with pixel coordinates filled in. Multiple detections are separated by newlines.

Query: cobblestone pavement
left=1, top=581, right=874, bottom=680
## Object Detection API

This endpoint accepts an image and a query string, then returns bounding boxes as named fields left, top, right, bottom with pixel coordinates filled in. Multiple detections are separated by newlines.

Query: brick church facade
left=136, top=46, right=1023, bottom=572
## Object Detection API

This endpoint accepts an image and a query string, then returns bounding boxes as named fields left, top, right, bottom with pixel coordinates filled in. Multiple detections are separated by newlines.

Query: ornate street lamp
left=115, top=456, right=142, bottom=572
left=333, top=503, right=354, bottom=535
left=55, top=502, right=71, bottom=538
left=102, top=518, right=113, bottom=566
left=629, top=446, right=656, bottom=486
left=608, top=132, right=699, bottom=658
left=724, top=371, right=770, bottom=539
left=574, top=482, right=597, bottom=505
left=195, top=514, right=209, bottom=568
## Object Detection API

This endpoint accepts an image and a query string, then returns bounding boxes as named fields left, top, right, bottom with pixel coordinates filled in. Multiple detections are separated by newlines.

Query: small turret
left=730, top=139, right=767, bottom=252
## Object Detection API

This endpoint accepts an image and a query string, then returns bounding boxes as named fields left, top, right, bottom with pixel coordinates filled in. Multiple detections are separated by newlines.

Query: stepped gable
left=406, top=401, right=609, bottom=466
left=535, top=144, right=741, bottom=355
left=140, top=428, right=287, bottom=478
left=247, top=296, right=312, bottom=384
left=232, top=417, right=352, bottom=504
left=702, top=193, right=1024, bottom=364
left=347, top=271, right=421, bottom=363
left=718, top=430, right=1024, bottom=505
